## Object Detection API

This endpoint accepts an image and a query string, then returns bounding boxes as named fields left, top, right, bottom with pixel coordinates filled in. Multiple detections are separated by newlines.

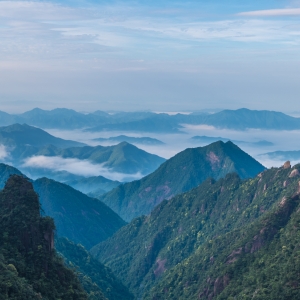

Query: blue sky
left=0, top=0, right=300, bottom=113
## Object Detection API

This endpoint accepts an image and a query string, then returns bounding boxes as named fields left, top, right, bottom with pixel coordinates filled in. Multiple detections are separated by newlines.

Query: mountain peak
left=99, top=141, right=265, bottom=221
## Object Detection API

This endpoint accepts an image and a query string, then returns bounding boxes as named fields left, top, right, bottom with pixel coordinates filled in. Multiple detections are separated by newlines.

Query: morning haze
left=0, top=0, right=300, bottom=112
left=1, top=0, right=300, bottom=299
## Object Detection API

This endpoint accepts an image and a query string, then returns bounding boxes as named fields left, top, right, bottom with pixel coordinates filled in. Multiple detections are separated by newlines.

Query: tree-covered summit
left=98, top=141, right=265, bottom=221
left=0, top=175, right=90, bottom=299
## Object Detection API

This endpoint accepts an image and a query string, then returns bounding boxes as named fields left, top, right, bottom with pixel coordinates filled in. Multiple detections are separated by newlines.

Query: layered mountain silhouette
left=91, top=163, right=300, bottom=299
left=0, top=124, right=165, bottom=180
left=261, top=149, right=300, bottom=162
left=1, top=108, right=300, bottom=131
left=0, top=164, right=126, bottom=249
left=65, top=175, right=121, bottom=198
left=98, top=141, right=265, bottom=221
left=93, top=135, right=164, bottom=146
left=32, top=141, right=165, bottom=175
left=191, top=135, right=274, bottom=147
left=0, top=123, right=85, bottom=149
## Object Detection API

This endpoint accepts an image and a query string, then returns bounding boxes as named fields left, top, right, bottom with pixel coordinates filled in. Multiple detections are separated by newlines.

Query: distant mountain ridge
left=191, top=135, right=274, bottom=147
left=0, top=123, right=84, bottom=148
left=94, top=135, right=164, bottom=146
left=0, top=108, right=300, bottom=131
left=0, top=124, right=166, bottom=180
left=98, top=141, right=265, bottom=221
left=261, top=150, right=300, bottom=162
left=65, top=175, right=121, bottom=198
left=33, top=141, right=165, bottom=175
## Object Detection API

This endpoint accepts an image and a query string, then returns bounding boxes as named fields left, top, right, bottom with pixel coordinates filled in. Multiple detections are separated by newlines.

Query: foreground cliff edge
left=0, top=175, right=104, bottom=299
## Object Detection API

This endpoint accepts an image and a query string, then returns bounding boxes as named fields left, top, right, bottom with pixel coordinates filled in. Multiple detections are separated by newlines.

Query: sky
left=1, top=0, right=300, bottom=113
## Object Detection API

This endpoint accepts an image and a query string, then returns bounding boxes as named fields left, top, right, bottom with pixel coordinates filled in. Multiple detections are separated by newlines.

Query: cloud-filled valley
left=21, top=155, right=143, bottom=182
left=46, top=124, right=300, bottom=170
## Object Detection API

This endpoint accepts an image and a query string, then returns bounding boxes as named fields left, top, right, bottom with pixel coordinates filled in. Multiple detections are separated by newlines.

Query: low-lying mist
left=20, top=155, right=143, bottom=182
left=2, top=125, right=298, bottom=185
left=46, top=126, right=300, bottom=169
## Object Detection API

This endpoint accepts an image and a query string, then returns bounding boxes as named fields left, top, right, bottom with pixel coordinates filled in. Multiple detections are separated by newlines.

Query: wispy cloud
left=0, top=145, right=9, bottom=160
left=21, top=155, right=143, bottom=181
left=1, top=1, right=300, bottom=112
left=238, top=8, right=300, bottom=17
left=1, top=1, right=300, bottom=66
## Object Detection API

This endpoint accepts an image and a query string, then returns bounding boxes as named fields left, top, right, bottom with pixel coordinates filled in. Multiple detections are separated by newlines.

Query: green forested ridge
left=33, top=178, right=126, bottom=249
left=56, top=237, right=133, bottom=300
left=145, top=182, right=300, bottom=299
left=91, top=163, right=300, bottom=298
left=0, top=164, right=126, bottom=250
left=0, top=175, right=89, bottom=299
left=98, top=141, right=265, bottom=221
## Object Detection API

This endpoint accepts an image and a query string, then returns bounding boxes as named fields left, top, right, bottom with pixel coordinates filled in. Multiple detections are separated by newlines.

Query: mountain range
left=91, top=163, right=300, bottom=298
left=93, top=135, right=164, bottom=146
left=0, top=174, right=133, bottom=299
left=261, top=150, right=300, bottom=162
left=0, top=124, right=165, bottom=180
left=191, top=136, right=274, bottom=147
left=31, top=141, right=165, bottom=175
left=0, top=163, right=125, bottom=250
left=2, top=116, right=300, bottom=300
left=98, top=141, right=265, bottom=222
left=1, top=108, right=300, bottom=132
left=65, top=175, right=121, bottom=198
left=0, top=123, right=85, bottom=164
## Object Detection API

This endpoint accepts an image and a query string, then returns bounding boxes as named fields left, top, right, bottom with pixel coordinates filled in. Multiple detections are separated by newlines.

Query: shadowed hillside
left=0, top=175, right=91, bottom=299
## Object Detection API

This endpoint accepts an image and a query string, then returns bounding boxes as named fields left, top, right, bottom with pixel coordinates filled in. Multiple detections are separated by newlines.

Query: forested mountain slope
left=0, top=175, right=91, bottom=299
left=91, top=163, right=300, bottom=298
left=33, top=178, right=126, bottom=249
left=146, top=179, right=300, bottom=299
left=56, top=237, right=133, bottom=300
left=98, top=141, right=265, bottom=221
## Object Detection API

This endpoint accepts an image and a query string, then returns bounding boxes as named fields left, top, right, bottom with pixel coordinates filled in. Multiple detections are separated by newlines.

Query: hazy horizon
left=1, top=0, right=300, bottom=112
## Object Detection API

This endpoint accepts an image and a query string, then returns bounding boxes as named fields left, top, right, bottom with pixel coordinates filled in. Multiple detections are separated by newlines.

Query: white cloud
left=1, top=0, right=300, bottom=67
left=0, top=145, right=8, bottom=160
left=21, top=155, right=143, bottom=181
left=238, top=8, right=300, bottom=17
